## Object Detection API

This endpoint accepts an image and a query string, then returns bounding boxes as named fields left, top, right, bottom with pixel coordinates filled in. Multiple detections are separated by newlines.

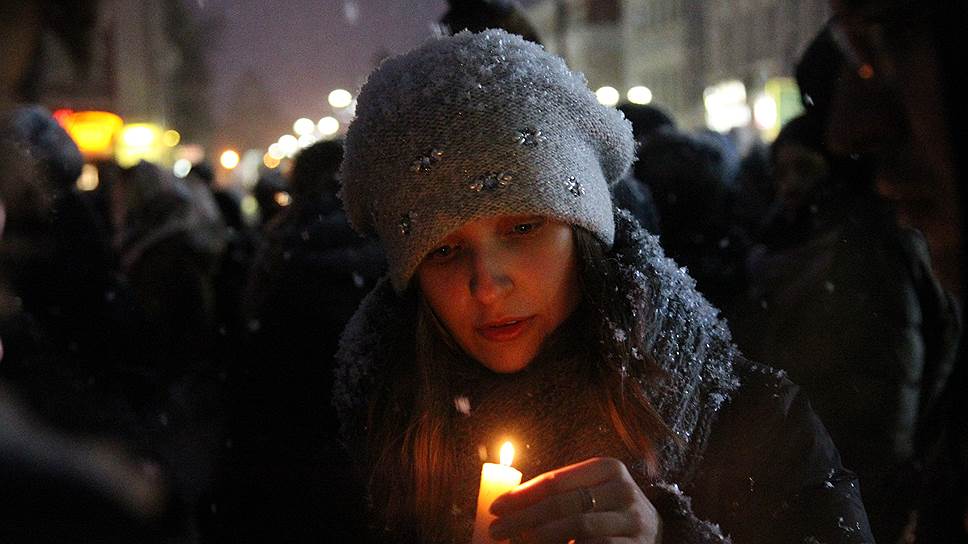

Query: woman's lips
left=476, top=316, right=534, bottom=342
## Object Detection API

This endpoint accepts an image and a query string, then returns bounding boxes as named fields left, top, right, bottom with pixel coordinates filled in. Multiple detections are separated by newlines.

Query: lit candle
left=472, top=441, right=523, bottom=544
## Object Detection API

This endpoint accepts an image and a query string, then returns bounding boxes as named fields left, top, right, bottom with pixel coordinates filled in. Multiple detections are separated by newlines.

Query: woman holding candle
left=334, top=29, right=874, bottom=543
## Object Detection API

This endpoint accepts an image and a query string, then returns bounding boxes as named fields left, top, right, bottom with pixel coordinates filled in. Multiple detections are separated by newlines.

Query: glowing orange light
left=858, top=64, right=875, bottom=80
left=60, top=111, right=123, bottom=158
left=220, top=149, right=240, bottom=169
left=274, top=191, right=292, bottom=207
left=52, top=108, right=74, bottom=126
left=263, top=153, right=281, bottom=169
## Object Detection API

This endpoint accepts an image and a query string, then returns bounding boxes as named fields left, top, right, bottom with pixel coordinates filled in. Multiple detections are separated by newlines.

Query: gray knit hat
left=340, top=29, right=635, bottom=292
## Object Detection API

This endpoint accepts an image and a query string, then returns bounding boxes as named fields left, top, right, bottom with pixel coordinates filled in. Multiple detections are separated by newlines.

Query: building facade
left=526, top=0, right=831, bottom=131
left=39, top=0, right=176, bottom=124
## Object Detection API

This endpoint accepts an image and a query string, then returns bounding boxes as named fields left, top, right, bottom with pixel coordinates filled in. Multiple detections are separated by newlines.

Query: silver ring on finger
left=577, top=486, right=597, bottom=513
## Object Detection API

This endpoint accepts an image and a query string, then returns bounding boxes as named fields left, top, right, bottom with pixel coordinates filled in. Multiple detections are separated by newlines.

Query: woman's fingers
left=490, top=480, right=641, bottom=540
left=491, top=457, right=629, bottom=516
left=496, top=511, right=638, bottom=543
left=488, top=457, right=661, bottom=543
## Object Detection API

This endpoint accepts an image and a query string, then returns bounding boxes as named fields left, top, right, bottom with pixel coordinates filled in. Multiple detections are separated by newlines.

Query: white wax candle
left=472, top=442, right=522, bottom=544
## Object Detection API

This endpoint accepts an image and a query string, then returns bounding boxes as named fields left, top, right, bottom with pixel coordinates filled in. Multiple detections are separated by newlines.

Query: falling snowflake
left=453, top=395, right=471, bottom=415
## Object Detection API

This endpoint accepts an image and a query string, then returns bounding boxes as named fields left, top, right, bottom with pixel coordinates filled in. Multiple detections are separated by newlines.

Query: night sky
left=205, top=0, right=450, bottom=129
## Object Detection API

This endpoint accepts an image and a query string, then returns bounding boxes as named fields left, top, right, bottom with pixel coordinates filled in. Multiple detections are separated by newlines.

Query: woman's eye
left=513, top=222, right=537, bottom=235
left=429, top=245, right=455, bottom=260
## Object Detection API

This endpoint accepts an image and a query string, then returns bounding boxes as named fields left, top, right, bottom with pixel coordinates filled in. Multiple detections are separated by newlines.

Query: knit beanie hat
left=340, top=29, right=635, bottom=292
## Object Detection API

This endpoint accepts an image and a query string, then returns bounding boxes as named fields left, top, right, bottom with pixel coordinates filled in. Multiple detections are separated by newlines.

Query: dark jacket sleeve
left=683, top=360, right=875, bottom=543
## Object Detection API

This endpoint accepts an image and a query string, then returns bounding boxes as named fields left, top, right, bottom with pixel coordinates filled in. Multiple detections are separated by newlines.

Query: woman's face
left=416, top=215, right=582, bottom=374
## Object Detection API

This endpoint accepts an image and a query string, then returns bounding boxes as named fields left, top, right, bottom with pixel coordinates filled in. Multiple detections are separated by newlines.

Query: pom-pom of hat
left=340, top=29, right=635, bottom=292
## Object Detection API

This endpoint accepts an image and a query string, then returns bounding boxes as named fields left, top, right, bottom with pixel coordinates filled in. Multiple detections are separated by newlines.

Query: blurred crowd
left=1, top=0, right=967, bottom=543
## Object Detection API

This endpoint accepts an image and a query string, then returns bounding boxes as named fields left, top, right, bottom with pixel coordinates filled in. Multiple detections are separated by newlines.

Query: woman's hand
left=489, top=457, right=662, bottom=543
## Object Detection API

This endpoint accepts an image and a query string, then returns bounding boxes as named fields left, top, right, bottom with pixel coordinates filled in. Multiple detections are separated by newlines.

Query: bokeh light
left=595, top=86, right=620, bottom=106
left=317, top=116, right=339, bottom=136
left=328, top=89, right=353, bottom=109
left=162, top=129, right=181, bottom=147
left=75, top=164, right=100, bottom=191
left=173, top=158, right=192, bottom=178
left=626, top=86, right=653, bottom=105
left=220, top=149, right=241, bottom=169
left=293, top=117, right=316, bottom=136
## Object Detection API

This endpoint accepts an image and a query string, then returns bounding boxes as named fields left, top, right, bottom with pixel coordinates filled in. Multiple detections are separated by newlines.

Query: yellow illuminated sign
left=762, top=78, right=803, bottom=141
left=116, top=123, right=165, bottom=167
left=58, top=110, right=123, bottom=158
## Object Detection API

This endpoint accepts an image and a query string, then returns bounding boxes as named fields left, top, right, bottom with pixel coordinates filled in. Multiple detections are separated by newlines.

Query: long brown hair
left=364, top=226, right=670, bottom=541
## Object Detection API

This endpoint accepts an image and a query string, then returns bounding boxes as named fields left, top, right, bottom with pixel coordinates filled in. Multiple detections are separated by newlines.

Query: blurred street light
left=162, top=129, right=181, bottom=147
left=220, top=149, right=241, bottom=169
left=76, top=164, right=100, bottom=191
left=626, top=86, right=653, bottom=105
left=753, top=93, right=778, bottom=131
left=293, top=117, right=316, bottom=136
left=595, top=86, right=620, bottom=107
left=298, top=133, right=317, bottom=148
left=117, top=123, right=163, bottom=167
left=263, top=153, right=281, bottom=169
left=328, top=89, right=353, bottom=109
left=703, top=80, right=751, bottom=133
left=274, top=191, right=292, bottom=207
left=317, top=116, right=340, bottom=136
left=278, top=134, right=299, bottom=157
left=173, top=158, right=192, bottom=178
left=241, top=195, right=259, bottom=219
left=267, top=143, right=285, bottom=160
left=121, top=124, right=156, bottom=148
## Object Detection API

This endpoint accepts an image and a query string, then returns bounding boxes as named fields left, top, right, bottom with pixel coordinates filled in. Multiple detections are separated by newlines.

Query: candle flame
left=499, top=442, right=514, bottom=466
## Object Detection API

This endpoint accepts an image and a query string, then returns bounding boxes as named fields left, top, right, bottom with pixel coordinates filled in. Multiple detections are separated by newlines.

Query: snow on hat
left=340, top=29, right=635, bottom=292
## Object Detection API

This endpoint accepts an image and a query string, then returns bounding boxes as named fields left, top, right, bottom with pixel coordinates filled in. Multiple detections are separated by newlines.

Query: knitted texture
left=340, top=29, right=635, bottom=291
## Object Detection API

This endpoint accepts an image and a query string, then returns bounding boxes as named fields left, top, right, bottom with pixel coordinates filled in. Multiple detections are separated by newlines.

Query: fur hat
left=340, top=29, right=635, bottom=292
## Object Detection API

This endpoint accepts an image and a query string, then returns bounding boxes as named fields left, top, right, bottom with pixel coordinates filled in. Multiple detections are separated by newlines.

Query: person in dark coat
left=615, top=101, right=672, bottom=235
left=218, top=139, right=383, bottom=542
left=822, top=4, right=968, bottom=538
left=332, top=30, right=873, bottom=543
left=252, top=170, right=289, bottom=229
left=632, top=125, right=750, bottom=308
left=728, top=112, right=960, bottom=544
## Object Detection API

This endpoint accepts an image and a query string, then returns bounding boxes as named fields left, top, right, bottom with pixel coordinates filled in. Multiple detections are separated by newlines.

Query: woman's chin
left=474, top=348, right=536, bottom=374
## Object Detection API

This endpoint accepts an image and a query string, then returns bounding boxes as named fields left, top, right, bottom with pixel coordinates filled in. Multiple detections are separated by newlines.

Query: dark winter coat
left=612, top=173, right=660, bottom=235
left=633, top=127, right=750, bottom=308
left=333, top=209, right=874, bottom=543
left=728, top=191, right=960, bottom=542
left=218, top=195, right=383, bottom=543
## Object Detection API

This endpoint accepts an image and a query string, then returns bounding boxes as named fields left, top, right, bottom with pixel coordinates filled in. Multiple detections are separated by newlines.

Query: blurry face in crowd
left=416, top=215, right=582, bottom=374
left=773, top=142, right=829, bottom=217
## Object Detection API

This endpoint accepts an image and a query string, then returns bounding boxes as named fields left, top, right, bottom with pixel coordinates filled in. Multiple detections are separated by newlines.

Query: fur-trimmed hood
left=333, top=209, right=739, bottom=481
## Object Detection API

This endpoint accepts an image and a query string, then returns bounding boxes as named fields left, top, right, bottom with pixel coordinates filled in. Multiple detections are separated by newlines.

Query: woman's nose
left=468, top=247, right=512, bottom=304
